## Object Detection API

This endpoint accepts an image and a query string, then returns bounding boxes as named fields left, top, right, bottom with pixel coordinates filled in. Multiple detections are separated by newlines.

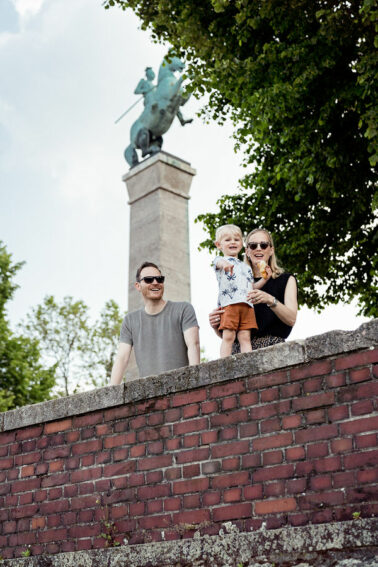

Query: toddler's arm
left=215, top=258, right=234, bottom=274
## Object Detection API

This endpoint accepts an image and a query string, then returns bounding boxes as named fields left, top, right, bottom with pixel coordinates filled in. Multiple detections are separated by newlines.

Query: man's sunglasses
left=247, top=241, right=271, bottom=250
left=138, top=276, right=165, bottom=284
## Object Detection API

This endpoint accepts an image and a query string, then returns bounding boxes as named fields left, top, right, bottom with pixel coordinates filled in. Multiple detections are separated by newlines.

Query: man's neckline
left=144, top=299, right=168, bottom=316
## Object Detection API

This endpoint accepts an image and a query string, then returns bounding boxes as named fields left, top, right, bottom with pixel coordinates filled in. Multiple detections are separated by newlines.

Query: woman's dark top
left=253, top=272, right=296, bottom=339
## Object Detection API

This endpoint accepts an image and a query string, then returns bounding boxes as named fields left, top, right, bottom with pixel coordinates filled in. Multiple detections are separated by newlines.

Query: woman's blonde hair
left=244, top=228, right=284, bottom=279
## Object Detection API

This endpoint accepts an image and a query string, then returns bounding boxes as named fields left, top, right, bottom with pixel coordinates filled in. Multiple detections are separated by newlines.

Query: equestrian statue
left=120, top=56, right=193, bottom=168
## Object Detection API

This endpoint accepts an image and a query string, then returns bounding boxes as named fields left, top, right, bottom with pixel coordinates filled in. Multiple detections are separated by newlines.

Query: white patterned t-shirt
left=213, top=256, right=254, bottom=308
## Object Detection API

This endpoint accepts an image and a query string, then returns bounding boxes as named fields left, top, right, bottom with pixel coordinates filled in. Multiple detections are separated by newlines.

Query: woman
left=209, top=228, right=298, bottom=351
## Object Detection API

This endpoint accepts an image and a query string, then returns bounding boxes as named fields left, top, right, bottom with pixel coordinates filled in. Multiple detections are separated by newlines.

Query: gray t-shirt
left=119, top=301, right=199, bottom=377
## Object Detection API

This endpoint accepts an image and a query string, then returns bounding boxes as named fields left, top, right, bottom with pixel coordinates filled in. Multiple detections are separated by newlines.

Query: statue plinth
left=123, top=150, right=196, bottom=350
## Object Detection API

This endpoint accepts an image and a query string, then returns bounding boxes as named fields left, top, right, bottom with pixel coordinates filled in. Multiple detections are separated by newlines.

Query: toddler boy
left=213, top=224, right=263, bottom=357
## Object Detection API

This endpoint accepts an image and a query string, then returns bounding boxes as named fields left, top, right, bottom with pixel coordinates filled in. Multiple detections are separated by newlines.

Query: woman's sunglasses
left=247, top=241, right=271, bottom=250
left=138, top=276, right=165, bottom=284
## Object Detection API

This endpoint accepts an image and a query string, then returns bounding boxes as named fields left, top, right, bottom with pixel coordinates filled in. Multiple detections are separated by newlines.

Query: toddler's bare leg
left=237, top=330, right=252, bottom=353
left=220, top=329, right=236, bottom=358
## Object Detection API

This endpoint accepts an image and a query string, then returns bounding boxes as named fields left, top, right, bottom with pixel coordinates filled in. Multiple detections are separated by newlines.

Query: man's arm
left=110, top=342, right=132, bottom=385
left=183, top=326, right=200, bottom=366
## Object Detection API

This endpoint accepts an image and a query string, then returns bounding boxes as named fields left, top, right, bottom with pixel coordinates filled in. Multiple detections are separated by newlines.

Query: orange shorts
left=219, top=303, right=258, bottom=332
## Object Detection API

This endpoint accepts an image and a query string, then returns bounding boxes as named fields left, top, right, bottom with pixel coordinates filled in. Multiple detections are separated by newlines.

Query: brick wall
left=0, top=322, right=377, bottom=560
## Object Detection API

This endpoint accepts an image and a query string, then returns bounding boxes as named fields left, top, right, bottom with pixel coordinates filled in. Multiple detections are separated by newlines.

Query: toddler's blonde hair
left=215, top=224, right=243, bottom=243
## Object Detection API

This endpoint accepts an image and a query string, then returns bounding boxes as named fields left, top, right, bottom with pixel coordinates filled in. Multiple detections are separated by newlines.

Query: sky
left=0, top=0, right=370, bottom=365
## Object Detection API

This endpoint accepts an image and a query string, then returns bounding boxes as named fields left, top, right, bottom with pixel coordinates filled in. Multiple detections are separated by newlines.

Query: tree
left=0, top=242, right=56, bottom=412
left=105, top=0, right=377, bottom=316
left=21, top=296, right=125, bottom=395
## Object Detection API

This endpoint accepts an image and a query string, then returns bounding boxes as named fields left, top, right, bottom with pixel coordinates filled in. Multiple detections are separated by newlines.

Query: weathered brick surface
left=0, top=325, right=377, bottom=560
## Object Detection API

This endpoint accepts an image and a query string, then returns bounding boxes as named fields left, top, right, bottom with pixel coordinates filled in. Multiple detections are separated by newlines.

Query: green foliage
left=0, top=242, right=56, bottom=412
left=105, top=0, right=377, bottom=316
left=20, top=548, right=31, bottom=557
left=21, top=296, right=125, bottom=395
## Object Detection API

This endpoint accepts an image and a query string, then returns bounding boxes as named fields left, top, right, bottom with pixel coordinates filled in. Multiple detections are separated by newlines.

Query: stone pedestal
left=123, top=151, right=196, bottom=312
left=122, top=151, right=196, bottom=380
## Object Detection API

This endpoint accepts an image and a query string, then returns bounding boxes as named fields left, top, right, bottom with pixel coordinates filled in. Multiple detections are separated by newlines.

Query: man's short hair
left=135, top=261, right=161, bottom=282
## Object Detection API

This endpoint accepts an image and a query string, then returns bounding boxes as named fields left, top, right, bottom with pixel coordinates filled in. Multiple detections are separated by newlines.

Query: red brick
left=16, top=426, right=43, bottom=441
left=351, top=400, right=374, bottom=416
left=172, top=389, right=206, bottom=407
left=148, top=413, right=164, bottom=426
left=286, top=447, right=305, bottom=461
left=336, top=350, right=377, bottom=370
left=326, top=373, right=346, bottom=388
left=0, top=431, right=15, bottom=444
left=355, top=433, right=377, bottom=449
left=31, top=517, right=45, bottom=530
left=261, top=418, right=280, bottom=434
left=331, top=438, right=353, bottom=453
left=138, top=484, right=170, bottom=500
left=280, top=382, right=301, bottom=398
left=293, top=392, right=334, bottom=411
left=255, top=497, right=296, bottom=514
left=261, top=388, right=279, bottom=402
left=72, top=439, right=102, bottom=455
left=248, top=370, right=287, bottom=389
left=299, top=491, right=344, bottom=510
left=165, top=468, right=181, bottom=481
left=103, top=461, right=136, bottom=477
left=244, top=484, right=263, bottom=500
left=241, top=453, right=261, bottom=468
left=0, top=457, right=14, bottom=469
left=11, top=504, right=39, bottom=519
left=222, top=457, right=240, bottom=471
left=104, top=432, right=136, bottom=449
left=350, top=367, right=371, bottom=383
left=71, top=468, right=102, bottom=483
left=304, top=377, right=323, bottom=393
left=295, top=461, right=315, bottom=476
left=340, top=416, right=378, bottom=435
left=344, top=450, right=378, bottom=469
left=173, top=478, right=208, bottom=494
left=74, top=413, right=102, bottom=427
left=183, top=464, right=200, bottom=478
left=282, top=415, right=302, bottom=429
left=291, top=360, right=332, bottom=381
left=328, top=405, right=349, bottom=422
left=253, top=464, right=294, bottom=482
left=355, top=382, right=378, bottom=400
left=210, top=381, right=245, bottom=399
left=104, top=405, right=133, bottom=422
left=212, top=441, right=249, bottom=459
left=145, top=470, right=163, bottom=484
left=211, top=409, right=248, bottom=426
left=310, top=475, right=332, bottom=490
left=295, top=424, right=337, bottom=444
left=130, top=415, right=147, bottom=430
left=240, top=422, right=258, bottom=437
left=129, top=501, right=145, bottom=516
left=41, top=472, right=69, bottom=488
left=138, top=455, right=172, bottom=471
left=333, top=471, right=355, bottom=488
left=166, top=438, right=181, bottom=451
left=306, top=409, right=326, bottom=424
left=164, top=409, right=181, bottom=422
left=21, top=465, right=34, bottom=478
left=203, top=491, right=221, bottom=506
left=253, top=432, right=292, bottom=451
left=357, top=469, right=377, bottom=483
left=224, top=488, right=241, bottom=502
left=164, top=498, right=181, bottom=511
left=183, top=494, right=201, bottom=508
left=173, top=418, right=208, bottom=435
left=213, top=502, right=251, bottom=521
left=201, top=431, right=218, bottom=445
left=183, top=434, right=199, bottom=449
left=265, top=481, right=285, bottom=497
left=130, top=444, right=146, bottom=458
left=250, top=401, right=290, bottom=420
left=44, top=419, right=72, bottom=434
left=286, top=478, right=306, bottom=494
left=182, top=404, right=200, bottom=419
left=176, top=448, right=209, bottom=464
left=315, top=456, right=341, bottom=473
left=49, top=460, right=64, bottom=473
left=220, top=427, right=237, bottom=441
left=202, top=461, right=221, bottom=475
left=201, top=400, right=218, bottom=414
left=12, top=478, right=40, bottom=493
left=263, top=451, right=283, bottom=465
left=173, top=509, right=210, bottom=525
left=222, top=396, right=238, bottom=411
left=147, top=441, right=164, bottom=454
left=212, top=472, right=249, bottom=488
left=240, top=392, right=259, bottom=406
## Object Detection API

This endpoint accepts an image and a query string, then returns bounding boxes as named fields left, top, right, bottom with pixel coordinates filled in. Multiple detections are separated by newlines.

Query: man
left=110, top=262, right=200, bottom=384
